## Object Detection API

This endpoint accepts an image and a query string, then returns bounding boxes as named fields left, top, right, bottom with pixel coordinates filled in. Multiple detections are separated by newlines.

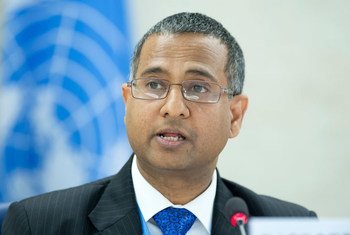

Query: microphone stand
left=237, top=218, right=248, bottom=235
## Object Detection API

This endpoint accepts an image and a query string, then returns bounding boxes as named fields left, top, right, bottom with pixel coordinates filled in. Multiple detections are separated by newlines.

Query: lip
left=154, top=127, right=189, bottom=148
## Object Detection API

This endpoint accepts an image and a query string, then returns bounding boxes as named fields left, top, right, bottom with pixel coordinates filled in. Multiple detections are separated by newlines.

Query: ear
left=122, top=83, right=131, bottom=124
left=229, top=94, right=248, bottom=138
left=122, top=83, right=130, bottom=104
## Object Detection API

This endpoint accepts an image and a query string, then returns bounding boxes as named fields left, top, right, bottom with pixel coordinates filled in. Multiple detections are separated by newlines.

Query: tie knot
left=153, top=207, right=196, bottom=235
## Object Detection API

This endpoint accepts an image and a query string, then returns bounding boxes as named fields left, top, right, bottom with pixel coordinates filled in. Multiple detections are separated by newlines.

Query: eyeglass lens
left=131, top=78, right=223, bottom=103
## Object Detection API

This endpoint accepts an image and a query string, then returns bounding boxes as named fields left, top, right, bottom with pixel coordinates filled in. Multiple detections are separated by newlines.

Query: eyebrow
left=139, top=66, right=217, bottom=82
left=185, top=68, right=217, bottom=82
left=140, top=67, right=167, bottom=77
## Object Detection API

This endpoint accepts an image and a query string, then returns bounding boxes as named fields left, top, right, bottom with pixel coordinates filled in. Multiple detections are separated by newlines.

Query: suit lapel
left=211, top=171, right=243, bottom=235
left=88, top=157, right=142, bottom=234
left=88, top=158, right=252, bottom=234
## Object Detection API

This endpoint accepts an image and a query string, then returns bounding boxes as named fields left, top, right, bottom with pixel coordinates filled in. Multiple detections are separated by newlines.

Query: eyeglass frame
left=126, top=78, right=236, bottom=104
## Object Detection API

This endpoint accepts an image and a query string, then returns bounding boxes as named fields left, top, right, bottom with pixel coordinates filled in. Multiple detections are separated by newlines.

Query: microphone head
left=223, top=197, right=249, bottom=227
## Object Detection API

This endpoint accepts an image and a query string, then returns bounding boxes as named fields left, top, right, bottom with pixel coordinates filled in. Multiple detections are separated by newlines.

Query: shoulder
left=20, top=175, right=113, bottom=213
left=2, top=157, right=136, bottom=234
left=221, top=178, right=317, bottom=217
left=2, top=176, right=114, bottom=234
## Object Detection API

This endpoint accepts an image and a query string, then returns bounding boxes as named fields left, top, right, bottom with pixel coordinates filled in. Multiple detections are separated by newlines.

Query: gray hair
left=130, top=12, right=245, bottom=95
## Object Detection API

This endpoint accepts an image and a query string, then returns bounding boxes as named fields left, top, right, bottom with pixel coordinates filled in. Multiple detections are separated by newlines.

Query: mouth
left=157, top=133, right=186, bottom=141
left=155, top=128, right=188, bottom=145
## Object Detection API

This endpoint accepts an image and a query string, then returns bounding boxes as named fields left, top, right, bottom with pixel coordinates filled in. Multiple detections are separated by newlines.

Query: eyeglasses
left=127, top=78, right=235, bottom=104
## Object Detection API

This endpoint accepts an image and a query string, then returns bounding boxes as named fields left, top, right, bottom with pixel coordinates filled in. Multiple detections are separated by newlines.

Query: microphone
left=223, top=197, right=249, bottom=235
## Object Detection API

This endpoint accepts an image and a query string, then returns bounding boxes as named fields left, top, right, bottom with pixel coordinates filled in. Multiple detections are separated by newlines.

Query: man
left=2, top=12, right=316, bottom=235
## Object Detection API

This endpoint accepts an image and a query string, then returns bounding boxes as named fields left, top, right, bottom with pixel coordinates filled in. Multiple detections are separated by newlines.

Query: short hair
left=130, top=12, right=245, bottom=95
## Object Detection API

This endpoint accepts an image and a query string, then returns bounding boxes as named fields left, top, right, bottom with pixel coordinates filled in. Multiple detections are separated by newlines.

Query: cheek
left=125, top=102, right=154, bottom=142
left=196, top=109, right=232, bottom=152
left=125, top=104, right=149, bottom=139
left=206, top=118, right=231, bottom=143
left=130, top=108, right=146, bottom=125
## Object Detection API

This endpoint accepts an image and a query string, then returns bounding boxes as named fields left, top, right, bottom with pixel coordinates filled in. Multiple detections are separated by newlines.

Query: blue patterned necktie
left=153, top=207, right=196, bottom=235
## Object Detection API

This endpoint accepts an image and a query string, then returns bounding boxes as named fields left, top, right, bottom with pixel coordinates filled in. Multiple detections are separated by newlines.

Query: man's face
left=122, top=33, right=247, bottom=176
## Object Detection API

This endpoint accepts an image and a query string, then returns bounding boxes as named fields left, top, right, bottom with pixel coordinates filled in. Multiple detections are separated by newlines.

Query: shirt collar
left=132, top=155, right=217, bottom=233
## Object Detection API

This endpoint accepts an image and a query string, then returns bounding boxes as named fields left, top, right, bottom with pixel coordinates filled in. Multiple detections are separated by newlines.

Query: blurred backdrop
left=1, top=0, right=349, bottom=217
left=0, top=0, right=132, bottom=203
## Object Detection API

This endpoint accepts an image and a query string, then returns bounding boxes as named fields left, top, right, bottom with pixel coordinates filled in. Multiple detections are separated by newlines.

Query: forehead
left=137, top=33, right=228, bottom=82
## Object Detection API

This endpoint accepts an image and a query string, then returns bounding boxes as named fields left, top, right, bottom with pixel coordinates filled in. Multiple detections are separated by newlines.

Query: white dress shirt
left=132, top=156, right=217, bottom=235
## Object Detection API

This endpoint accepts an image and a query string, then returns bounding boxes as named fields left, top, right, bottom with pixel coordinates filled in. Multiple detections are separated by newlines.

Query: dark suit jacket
left=2, top=157, right=316, bottom=235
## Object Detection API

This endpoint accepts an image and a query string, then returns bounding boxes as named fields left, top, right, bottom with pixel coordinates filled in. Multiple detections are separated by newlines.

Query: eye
left=189, top=82, right=210, bottom=93
left=144, top=79, right=167, bottom=90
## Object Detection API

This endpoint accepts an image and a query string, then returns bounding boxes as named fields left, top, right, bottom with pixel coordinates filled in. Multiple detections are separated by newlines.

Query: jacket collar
left=211, top=170, right=244, bottom=235
left=88, top=156, right=249, bottom=234
left=88, top=156, right=142, bottom=234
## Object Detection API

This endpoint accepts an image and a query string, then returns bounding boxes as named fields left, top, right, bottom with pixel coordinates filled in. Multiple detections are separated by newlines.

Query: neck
left=137, top=160, right=216, bottom=205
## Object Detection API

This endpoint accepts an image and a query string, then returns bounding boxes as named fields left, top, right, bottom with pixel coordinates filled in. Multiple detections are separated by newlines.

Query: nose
left=159, top=85, right=190, bottom=118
